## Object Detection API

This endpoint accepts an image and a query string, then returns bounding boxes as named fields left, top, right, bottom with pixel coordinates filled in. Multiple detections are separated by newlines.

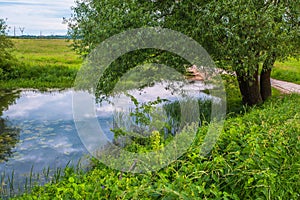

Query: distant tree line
left=8, top=35, right=71, bottom=39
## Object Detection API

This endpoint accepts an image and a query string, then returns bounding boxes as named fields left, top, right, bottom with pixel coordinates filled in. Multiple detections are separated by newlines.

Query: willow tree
left=66, top=0, right=299, bottom=105
left=158, top=0, right=300, bottom=105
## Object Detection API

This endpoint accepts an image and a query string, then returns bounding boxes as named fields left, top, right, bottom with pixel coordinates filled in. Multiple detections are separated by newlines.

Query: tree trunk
left=260, top=53, right=276, bottom=101
left=236, top=69, right=263, bottom=106
left=260, top=68, right=272, bottom=101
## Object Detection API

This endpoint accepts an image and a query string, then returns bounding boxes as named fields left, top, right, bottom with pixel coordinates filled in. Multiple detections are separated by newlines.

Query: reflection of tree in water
left=0, top=90, right=20, bottom=162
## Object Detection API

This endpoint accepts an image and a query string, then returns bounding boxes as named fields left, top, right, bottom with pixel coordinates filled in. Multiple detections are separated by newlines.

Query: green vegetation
left=272, top=58, right=300, bottom=84
left=0, top=38, right=296, bottom=199
left=12, top=92, right=299, bottom=199
left=0, top=19, right=17, bottom=79
left=0, top=1, right=299, bottom=198
left=0, top=39, right=81, bottom=89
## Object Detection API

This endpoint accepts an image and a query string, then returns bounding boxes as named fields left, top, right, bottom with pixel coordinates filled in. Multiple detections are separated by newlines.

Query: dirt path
left=271, top=78, right=300, bottom=94
left=186, top=66, right=300, bottom=94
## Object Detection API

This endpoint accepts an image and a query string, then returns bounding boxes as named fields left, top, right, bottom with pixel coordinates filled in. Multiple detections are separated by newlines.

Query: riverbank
left=12, top=92, right=299, bottom=199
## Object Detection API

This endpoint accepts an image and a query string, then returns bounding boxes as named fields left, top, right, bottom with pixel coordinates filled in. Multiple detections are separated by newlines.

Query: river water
left=0, top=81, right=214, bottom=197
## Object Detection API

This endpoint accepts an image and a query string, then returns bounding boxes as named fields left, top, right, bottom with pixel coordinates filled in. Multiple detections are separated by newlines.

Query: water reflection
left=0, top=90, right=88, bottom=197
left=0, top=90, right=20, bottom=163
left=0, top=81, right=216, bottom=195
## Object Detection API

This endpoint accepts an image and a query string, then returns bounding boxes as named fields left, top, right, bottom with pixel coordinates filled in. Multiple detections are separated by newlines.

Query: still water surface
left=0, top=82, right=213, bottom=196
left=0, top=90, right=89, bottom=195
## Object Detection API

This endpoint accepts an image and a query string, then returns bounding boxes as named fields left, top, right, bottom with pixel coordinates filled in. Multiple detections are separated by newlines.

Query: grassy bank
left=272, top=57, right=300, bottom=84
left=0, top=39, right=82, bottom=89
left=12, top=91, right=299, bottom=199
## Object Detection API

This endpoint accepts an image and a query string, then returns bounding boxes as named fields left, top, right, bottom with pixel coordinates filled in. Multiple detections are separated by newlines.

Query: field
left=272, top=58, right=300, bottom=84
left=12, top=39, right=81, bottom=69
left=0, top=39, right=82, bottom=89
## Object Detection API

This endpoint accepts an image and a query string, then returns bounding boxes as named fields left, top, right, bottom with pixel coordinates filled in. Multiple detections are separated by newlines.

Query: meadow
left=273, top=58, right=300, bottom=84
left=0, top=39, right=82, bottom=89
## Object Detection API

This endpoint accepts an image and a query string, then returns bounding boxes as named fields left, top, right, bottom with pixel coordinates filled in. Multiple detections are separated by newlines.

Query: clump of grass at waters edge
left=12, top=88, right=299, bottom=198
left=0, top=160, right=85, bottom=199
left=0, top=39, right=82, bottom=90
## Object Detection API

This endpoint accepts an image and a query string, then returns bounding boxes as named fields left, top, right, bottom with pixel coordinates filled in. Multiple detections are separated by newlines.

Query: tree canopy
left=66, top=0, right=300, bottom=105
left=0, top=18, right=15, bottom=79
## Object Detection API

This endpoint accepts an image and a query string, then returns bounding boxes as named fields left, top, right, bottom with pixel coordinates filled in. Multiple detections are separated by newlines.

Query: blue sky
left=0, top=0, right=75, bottom=36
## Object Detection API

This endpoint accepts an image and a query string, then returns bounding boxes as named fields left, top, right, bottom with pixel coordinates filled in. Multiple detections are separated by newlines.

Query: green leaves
left=0, top=19, right=16, bottom=80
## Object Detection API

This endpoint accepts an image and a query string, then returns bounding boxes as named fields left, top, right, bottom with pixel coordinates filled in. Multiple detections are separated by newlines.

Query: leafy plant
left=111, top=93, right=170, bottom=151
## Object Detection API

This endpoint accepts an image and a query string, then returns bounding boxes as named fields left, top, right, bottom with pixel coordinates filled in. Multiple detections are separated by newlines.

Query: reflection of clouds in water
left=0, top=85, right=214, bottom=190
left=0, top=90, right=88, bottom=194
left=15, top=153, right=46, bottom=163
left=94, top=81, right=213, bottom=142
left=96, top=104, right=114, bottom=117
left=45, top=136, right=80, bottom=155
left=3, top=90, right=73, bottom=120
left=14, top=133, right=80, bottom=163
left=96, top=81, right=213, bottom=117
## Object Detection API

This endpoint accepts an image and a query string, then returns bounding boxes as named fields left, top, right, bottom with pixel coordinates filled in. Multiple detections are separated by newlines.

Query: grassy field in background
left=272, top=57, right=300, bottom=84
left=0, top=39, right=82, bottom=89
left=12, top=39, right=81, bottom=69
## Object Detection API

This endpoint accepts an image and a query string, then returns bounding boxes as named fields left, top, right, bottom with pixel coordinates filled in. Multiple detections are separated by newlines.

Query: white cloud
left=0, top=0, right=76, bottom=35
left=3, top=90, right=73, bottom=119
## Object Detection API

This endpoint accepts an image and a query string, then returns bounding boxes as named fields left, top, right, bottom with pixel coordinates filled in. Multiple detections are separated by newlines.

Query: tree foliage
left=0, top=18, right=15, bottom=79
left=66, top=0, right=187, bottom=99
left=66, top=0, right=300, bottom=105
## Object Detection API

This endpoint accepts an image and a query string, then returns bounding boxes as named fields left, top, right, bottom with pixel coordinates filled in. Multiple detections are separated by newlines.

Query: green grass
left=12, top=39, right=81, bottom=69
left=2, top=39, right=299, bottom=89
left=0, top=39, right=82, bottom=89
left=272, top=57, right=300, bottom=84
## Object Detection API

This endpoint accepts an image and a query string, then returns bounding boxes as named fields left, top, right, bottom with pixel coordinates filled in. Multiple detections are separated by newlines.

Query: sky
left=0, top=0, right=76, bottom=36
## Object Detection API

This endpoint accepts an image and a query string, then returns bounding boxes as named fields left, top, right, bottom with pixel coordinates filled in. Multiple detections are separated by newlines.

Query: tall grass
left=0, top=159, right=87, bottom=199
left=12, top=39, right=81, bottom=70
